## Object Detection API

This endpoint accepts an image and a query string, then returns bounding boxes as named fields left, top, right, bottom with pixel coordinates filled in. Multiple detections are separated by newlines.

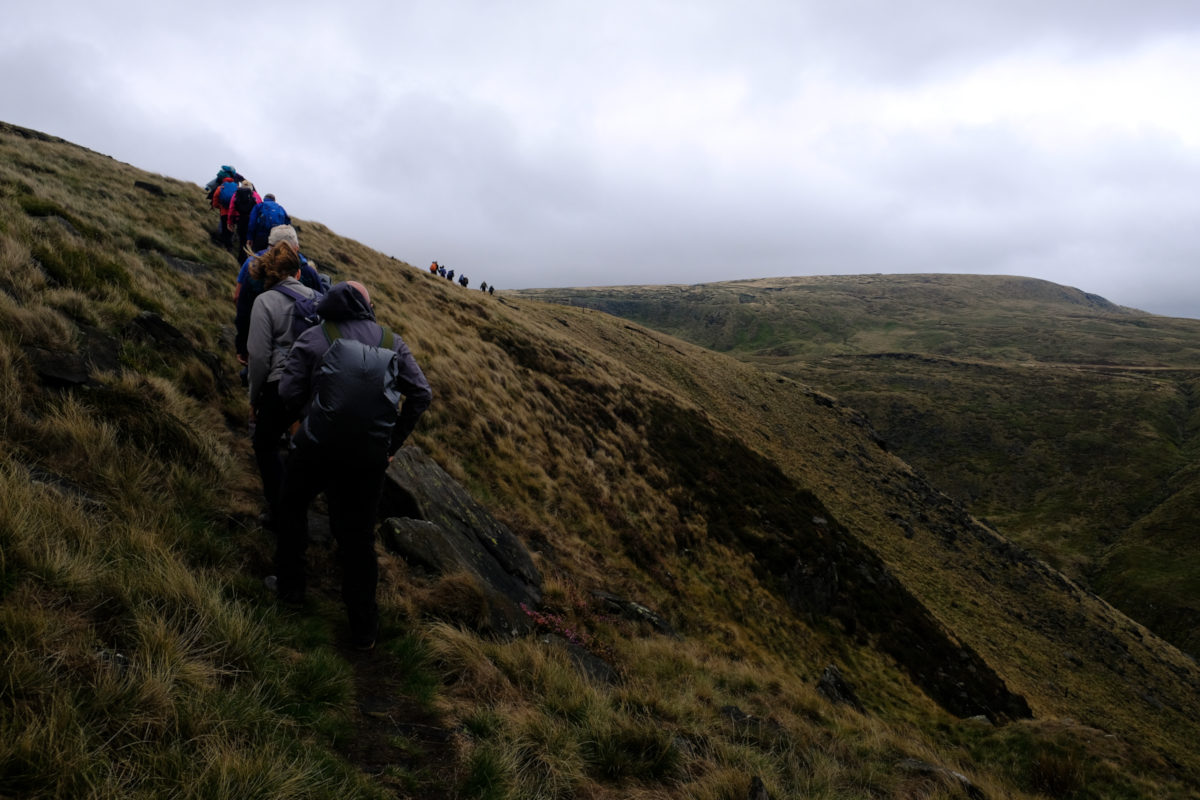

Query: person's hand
left=237, top=353, right=248, bottom=365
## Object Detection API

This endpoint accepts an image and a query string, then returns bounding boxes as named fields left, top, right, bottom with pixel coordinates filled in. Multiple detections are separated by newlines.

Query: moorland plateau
left=2, top=120, right=1199, bottom=799
left=514, top=278, right=1200, bottom=659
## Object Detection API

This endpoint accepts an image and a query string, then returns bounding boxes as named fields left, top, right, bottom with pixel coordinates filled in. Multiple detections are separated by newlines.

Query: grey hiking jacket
left=247, top=277, right=316, bottom=406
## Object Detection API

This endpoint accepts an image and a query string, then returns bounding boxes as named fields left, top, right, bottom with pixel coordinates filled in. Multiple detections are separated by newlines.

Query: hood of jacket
left=316, top=282, right=375, bottom=323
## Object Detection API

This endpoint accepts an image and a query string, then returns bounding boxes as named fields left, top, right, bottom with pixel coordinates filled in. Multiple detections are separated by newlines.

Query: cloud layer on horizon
left=3, top=1, right=1199, bottom=317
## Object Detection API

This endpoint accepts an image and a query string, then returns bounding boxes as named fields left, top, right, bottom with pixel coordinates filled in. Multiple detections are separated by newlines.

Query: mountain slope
left=515, top=277, right=1200, bottom=656
left=2, top=122, right=1200, bottom=799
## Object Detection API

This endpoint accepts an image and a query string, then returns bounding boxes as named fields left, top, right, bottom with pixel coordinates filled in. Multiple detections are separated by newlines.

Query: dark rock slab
left=160, top=254, right=207, bottom=275
left=133, top=180, right=165, bottom=196
left=816, top=664, right=864, bottom=712
left=593, top=590, right=677, bottom=637
left=379, top=447, right=542, bottom=634
left=540, top=633, right=619, bottom=685
left=24, top=346, right=90, bottom=387
left=126, top=311, right=190, bottom=351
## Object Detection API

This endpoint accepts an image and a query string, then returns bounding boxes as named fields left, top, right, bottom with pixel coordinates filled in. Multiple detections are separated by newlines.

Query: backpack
left=301, top=321, right=402, bottom=455
left=257, top=201, right=289, bottom=233
left=233, top=187, right=257, bottom=219
left=271, top=284, right=322, bottom=340
left=216, top=180, right=238, bottom=208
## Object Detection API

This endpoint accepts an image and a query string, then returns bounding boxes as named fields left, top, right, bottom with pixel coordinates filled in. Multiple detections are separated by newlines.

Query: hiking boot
left=263, top=575, right=304, bottom=608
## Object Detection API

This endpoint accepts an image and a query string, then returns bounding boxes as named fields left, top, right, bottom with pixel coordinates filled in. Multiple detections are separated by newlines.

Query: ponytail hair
left=250, top=242, right=301, bottom=288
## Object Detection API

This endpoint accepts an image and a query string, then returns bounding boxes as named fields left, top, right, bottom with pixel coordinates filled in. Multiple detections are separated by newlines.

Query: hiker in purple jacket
left=270, top=281, right=432, bottom=650
left=246, top=243, right=318, bottom=527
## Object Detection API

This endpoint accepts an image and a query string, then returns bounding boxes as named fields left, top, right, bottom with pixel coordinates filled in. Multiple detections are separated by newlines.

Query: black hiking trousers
left=274, top=442, right=387, bottom=646
left=251, top=381, right=293, bottom=521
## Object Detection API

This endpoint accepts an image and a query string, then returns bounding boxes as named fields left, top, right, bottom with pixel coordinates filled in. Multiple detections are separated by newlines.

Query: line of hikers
left=205, top=165, right=290, bottom=253
left=428, top=261, right=495, bottom=294
left=222, top=187, right=432, bottom=651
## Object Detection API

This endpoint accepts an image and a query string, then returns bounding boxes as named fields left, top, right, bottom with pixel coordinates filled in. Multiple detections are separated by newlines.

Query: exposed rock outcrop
left=645, top=399, right=1032, bottom=723
left=379, top=447, right=542, bottom=636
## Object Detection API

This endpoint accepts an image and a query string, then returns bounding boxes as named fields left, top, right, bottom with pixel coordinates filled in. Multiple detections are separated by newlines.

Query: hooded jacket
left=279, top=283, right=432, bottom=456
left=246, top=277, right=317, bottom=405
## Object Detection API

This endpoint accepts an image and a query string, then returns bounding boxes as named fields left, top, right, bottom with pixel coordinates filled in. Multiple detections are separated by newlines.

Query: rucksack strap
left=272, top=284, right=304, bottom=303
left=320, top=320, right=342, bottom=344
left=320, top=320, right=392, bottom=349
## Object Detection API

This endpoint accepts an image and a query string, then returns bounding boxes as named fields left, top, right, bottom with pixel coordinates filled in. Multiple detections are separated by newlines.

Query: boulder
left=380, top=447, right=542, bottom=633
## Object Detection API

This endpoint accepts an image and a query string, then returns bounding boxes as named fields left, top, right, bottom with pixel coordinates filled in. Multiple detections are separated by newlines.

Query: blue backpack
left=271, top=285, right=321, bottom=340
left=259, top=201, right=289, bottom=231
left=217, top=181, right=238, bottom=206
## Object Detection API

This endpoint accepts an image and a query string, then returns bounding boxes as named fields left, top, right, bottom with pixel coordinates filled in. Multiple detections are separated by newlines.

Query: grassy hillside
left=3, top=122, right=1200, bottom=799
left=515, top=277, right=1200, bottom=656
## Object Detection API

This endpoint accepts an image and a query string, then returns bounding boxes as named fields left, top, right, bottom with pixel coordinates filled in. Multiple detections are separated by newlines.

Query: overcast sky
left=4, top=2, right=1199, bottom=318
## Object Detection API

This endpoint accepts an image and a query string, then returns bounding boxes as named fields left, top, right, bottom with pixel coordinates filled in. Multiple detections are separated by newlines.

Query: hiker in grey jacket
left=246, top=243, right=317, bottom=527
left=272, top=280, right=431, bottom=650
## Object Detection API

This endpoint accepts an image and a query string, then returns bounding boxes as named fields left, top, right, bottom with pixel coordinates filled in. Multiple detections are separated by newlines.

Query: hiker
left=204, top=165, right=242, bottom=203
left=488, top=284, right=495, bottom=295
left=458, top=275, right=469, bottom=288
left=229, top=180, right=262, bottom=253
left=446, top=269, right=454, bottom=281
left=234, top=225, right=326, bottom=368
left=211, top=177, right=239, bottom=248
left=479, top=281, right=488, bottom=292
left=246, top=242, right=319, bottom=527
left=270, top=280, right=432, bottom=650
left=437, top=265, right=446, bottom=278
left=247, top=193, right=291, bottom=252
left=429, top=261, right=438, bottom=274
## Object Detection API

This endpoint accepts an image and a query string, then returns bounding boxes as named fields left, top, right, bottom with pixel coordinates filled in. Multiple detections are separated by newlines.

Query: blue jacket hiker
left=271, top=281, right=432, bottom=650
left=248, top=194, right=291, bottom=252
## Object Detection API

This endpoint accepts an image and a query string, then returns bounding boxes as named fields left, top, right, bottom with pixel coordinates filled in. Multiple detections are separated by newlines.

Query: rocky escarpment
left=644, top=399, right=1031, bottom=723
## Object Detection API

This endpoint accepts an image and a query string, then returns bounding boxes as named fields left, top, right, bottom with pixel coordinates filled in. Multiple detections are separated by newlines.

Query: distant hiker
left=271, top=281, right=432, bottom=650
left=248, top=193, right=291, bottom=252
left=458, top=275, right=468, bottom=288
left=488, top=284, right=494, bottom=295
left=437, top=265, right=446, bottom=278
left=234, top=225, right=326, bottom=366
left=446, top=269, right=454, bottom=281
left=204, top=165, right=242, bottom=203
left=479, top=281, right=488, bottom=292
left=246, top=242, right=319, bottom=527
left=211, top=177, right=239, bottom=247
left=229, top=180, right=262, bottom=253
left=429, top=261, right=439, bottom=274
